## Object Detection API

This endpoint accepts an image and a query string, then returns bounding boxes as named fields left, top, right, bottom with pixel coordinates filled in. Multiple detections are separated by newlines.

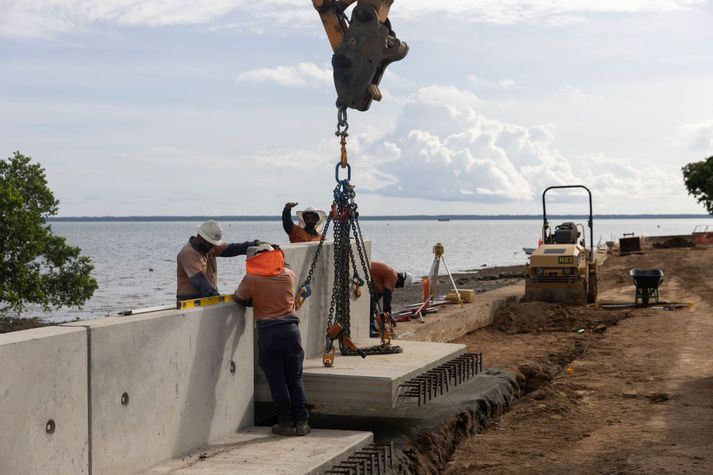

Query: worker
left=370, top=261, right=413, bottom=337
left=282, top=202, right=326, bottom=243
left=234, top=243, right=310, bottom=437
left=176, top=220, right=267, bottom=301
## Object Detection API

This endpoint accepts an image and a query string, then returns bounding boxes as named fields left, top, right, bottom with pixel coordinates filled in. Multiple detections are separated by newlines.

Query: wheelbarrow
left=629, top=269, right=664, bottom=305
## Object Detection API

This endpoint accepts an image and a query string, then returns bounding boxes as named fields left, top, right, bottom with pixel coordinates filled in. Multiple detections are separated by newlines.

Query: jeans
left=257, top=318, right=309, bottom=423
left=370, top=293, right=382, bottom=334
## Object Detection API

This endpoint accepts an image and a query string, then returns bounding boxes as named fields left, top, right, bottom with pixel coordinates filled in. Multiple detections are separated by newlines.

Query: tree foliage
left=682, top=156, right=713, bottom=214
left=1, top=152, right=97, bottom=315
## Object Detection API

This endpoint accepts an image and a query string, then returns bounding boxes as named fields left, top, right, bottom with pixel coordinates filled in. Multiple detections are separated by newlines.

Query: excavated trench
left=254, top=300, right=635, bottom=474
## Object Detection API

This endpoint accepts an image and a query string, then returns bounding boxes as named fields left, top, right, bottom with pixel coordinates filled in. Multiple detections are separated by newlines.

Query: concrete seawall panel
left=0, top=326, right=89, bottom=475
left=65, top=304, right=253, bottom=474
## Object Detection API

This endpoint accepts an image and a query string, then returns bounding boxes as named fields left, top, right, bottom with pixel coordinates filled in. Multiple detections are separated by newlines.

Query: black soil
left=0, top=317, right=50, bottom=334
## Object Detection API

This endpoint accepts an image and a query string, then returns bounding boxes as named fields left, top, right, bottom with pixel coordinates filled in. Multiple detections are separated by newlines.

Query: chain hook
left=335, top=106, right=349, bottom=136
left=335, top=106, right=349, bottom=169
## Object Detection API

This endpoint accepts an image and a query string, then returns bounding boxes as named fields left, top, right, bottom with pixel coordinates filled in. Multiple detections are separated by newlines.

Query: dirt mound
left=493, top=301, right=630, bottom=334
left=653, top=236, right=695, bottom=248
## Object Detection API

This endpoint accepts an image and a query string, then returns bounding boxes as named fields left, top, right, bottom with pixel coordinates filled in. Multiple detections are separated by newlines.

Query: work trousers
left=257, top=319, right=309, bottom=423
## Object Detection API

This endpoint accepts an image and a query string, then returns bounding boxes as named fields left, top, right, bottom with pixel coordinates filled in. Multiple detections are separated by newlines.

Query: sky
left=1, top=0, right=713, bottom=217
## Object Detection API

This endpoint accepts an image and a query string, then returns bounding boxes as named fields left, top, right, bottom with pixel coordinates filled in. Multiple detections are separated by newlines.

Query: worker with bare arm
left=234, top=244, right=310, bottom=437
left=282, top=202, right=326, bottom=243
left=370, top=261, right=413, bottom=337
left=176, top=220, right=267, bottom=301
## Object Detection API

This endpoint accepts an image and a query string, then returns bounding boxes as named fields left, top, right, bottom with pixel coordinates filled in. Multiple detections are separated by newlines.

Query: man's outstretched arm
left=282, top=204, right=296, bottom=235
left=188, top=272, right=219, bottom=297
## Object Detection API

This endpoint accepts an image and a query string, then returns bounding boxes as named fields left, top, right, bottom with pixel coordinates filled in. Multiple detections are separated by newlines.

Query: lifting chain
left=298, top=109, right=402, bottom=366
left=340, top=200, right=402, bottom=356
left=331, top=163, right=402, bottom=357
left=335, top=106, right=349, bottom=169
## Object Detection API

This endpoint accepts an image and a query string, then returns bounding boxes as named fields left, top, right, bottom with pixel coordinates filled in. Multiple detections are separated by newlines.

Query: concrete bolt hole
left=46, top=419, right=55, bottom=434
left=121, top=392, right=130, bottom=406
left=230, top=361, right=236, bottom=374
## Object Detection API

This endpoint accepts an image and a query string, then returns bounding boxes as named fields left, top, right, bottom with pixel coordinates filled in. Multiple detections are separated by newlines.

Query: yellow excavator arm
left=311, top=0, right=408, bottom=112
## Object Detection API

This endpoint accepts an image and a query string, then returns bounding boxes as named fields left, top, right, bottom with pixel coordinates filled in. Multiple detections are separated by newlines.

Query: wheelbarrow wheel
left=642, top=291, right=650, bottom=306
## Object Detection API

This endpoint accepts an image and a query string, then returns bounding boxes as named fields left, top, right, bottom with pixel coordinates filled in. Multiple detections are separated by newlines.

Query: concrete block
left=257, top=339, right=466, bottom=409
left=396, top=283, right=523, bottom=343
left=0, top=326, right=89, bottom=475
left=65, top=303, right=253, bottom=474
left=144, top=426, right=373, bottom=475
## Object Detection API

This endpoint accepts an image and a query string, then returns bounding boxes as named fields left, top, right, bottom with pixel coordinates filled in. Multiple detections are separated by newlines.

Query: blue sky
left=2, top=1, right=713, bottom=216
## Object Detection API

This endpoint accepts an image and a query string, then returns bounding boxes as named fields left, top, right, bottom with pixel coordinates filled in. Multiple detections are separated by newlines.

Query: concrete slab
left=0, top=326, right=89, bottom=475
left=257, top=339, right=466, bottom=409
left=64, top=303, right=253, bottom=475
left=143, top=426, right=373, bottom=475
left=308, top=370, right=519, bottom=472
left=396, top=283, right=523, bottom=343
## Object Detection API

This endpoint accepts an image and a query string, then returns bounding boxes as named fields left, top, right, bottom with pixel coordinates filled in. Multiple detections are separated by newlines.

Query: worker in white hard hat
left=282, top=202, right=326, bottom=243
left=370, top=261, right=413, bottom=337
left=176, top=220, right=269, bottom=301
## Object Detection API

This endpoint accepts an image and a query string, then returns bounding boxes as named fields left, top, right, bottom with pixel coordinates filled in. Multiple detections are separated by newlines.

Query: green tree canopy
left=682, top=156, right=713, bottom=214
left=0, top=152, right=97, bottom=316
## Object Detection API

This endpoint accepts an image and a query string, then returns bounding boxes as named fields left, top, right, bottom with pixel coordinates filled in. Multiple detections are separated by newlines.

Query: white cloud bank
left=354, top=86, right=677, bottom=204
left=677, top=119, right=713, bottom=152
left=237, top=62, right=332, bottom=88
left=2, top=0, right=707, bottom=38
left=396, top=0, right=707, bottom=24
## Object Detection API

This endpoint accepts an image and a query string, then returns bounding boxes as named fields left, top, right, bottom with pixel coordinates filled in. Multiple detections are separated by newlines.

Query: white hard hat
left=400, top=271, right=413, bottom=287
left=296, top=207, right=327, bottom=233
left=196, top=220, right=224, bottom=246
left=247, top=243, right=274, bottom=259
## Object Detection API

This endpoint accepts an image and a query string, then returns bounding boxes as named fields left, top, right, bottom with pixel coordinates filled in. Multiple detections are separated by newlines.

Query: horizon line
left=47, top=213, right=713, bottom=222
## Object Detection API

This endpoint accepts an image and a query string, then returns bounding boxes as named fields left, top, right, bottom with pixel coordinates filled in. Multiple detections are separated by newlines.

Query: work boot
left=294, top=419, right=311, bottom=436
left=272, top=421, right=296, bottom=437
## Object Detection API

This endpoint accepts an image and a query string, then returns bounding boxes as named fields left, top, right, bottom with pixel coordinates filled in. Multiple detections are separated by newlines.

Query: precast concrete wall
left=65, top=303, right=253, bottom=475
left=0, top=327, right=89, bottom=475
left=1, top=241, right=353, bottom=473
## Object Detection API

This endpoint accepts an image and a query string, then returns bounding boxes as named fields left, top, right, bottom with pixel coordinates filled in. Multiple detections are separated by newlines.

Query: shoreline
left=47, top=214, right=712, bottom=222
left=391, top=264, right=526, bottom=310
left=0, top=265, right=527, bottom=334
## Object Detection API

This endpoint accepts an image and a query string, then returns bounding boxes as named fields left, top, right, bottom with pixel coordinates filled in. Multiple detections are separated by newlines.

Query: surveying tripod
left=419, top=242, right=462, bottom=317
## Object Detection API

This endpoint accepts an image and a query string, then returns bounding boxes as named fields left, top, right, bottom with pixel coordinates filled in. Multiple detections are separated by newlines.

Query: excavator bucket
left=332, top=2, right=408, bottom=111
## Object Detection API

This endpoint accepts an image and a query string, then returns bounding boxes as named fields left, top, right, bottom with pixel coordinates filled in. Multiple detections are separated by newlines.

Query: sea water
left=29, top=218, right=706, bottom=321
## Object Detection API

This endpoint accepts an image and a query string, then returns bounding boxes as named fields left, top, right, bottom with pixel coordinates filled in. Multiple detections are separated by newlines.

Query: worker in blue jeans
left=234, top=244, right=310, bottom=436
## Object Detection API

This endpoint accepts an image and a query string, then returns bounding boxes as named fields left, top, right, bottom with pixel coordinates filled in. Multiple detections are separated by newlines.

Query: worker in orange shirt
left=234, top=244, right=310, bottom=437
left=282, top=202, right=326, bottom=243
left=370, top=261, right=412, bottom=337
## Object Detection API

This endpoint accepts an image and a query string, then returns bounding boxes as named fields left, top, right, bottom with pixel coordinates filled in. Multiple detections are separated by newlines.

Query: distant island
left=47, top=214, right=712, bottom=222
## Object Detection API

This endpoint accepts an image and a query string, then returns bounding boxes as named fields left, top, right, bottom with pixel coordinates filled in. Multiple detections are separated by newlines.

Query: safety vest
left=246, top=250, right=285, bottom=277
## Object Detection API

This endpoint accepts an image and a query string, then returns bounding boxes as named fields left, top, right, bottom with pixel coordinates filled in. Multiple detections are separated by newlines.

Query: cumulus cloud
left=1, top=0, right=707, bottom=38
left=353, top=85, right=678, bottom=203
left=396, top=1, right=707, bottom=24
left=676, top=119, right=713, bottom=151
left=237, top=62, right=332, bottom=88
left=468, top=75, right=519, bottom=93
left=0, top=0, right=240, bottom=37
